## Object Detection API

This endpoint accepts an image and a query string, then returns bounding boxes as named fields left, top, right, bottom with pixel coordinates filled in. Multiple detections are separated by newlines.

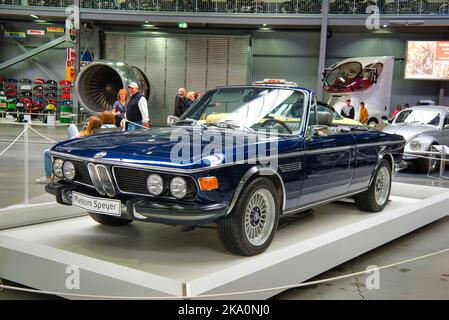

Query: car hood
left=52, top=127, right=295, bottom=171
left=382, top=124, right=436, bottom=143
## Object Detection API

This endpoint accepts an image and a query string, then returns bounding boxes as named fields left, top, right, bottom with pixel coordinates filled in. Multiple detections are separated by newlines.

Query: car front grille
left=113, top=166, right=151, bottom=195
left=113, top=166, right=197, bottom=200
left=72, top=160, right=93, bottom=186
left=87, top=163, right=117, bottom=197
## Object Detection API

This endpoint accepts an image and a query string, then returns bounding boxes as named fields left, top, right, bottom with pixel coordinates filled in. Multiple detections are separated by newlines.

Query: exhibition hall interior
left=0, top=0, right=449, bottom=301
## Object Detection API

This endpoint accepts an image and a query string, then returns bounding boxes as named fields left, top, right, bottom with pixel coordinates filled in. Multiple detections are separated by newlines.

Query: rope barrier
left=0, top=127, right=28, bottom=157
left=0, top=246, right=448, bottom=299
left=28, top=126, right=58, bottom=144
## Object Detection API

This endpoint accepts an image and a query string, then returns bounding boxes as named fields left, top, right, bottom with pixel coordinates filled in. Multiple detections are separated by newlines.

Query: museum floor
left=0, top=124, right=448, bottom=300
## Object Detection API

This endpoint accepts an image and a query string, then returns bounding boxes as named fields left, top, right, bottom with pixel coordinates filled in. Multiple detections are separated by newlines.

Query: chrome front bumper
left=46, top=182, right=228, bottom=225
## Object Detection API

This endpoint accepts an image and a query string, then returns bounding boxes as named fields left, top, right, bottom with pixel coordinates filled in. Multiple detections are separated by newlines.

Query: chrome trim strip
left=355, top=141, right=404, bottom=148
left=305, top=146, right=351, bottom=155
left=72, top=180, right=95, bottom=189
left=133, top=206, right=221, bottom=221
left=96, top=164, right=117, bottom=197
left=50, top=140, right=402, bottom=174
left=87, top=163, right=105, bottom=196
left=283, top=188, right=368, bottom=215
left=227, top=166, right=287, bottom=215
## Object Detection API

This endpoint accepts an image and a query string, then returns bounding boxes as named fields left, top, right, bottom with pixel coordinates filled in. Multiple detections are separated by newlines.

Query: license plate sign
left=72, top=192, right=121, bottom=216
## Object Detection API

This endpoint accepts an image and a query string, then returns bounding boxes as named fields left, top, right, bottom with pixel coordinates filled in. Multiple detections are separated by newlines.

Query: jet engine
left=75, top=60, right=150, bottom=114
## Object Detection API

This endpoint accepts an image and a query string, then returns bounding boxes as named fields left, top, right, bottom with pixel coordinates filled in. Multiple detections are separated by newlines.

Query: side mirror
left=306, top=125, right=329, bottom=140
left=444, top=124, right=449, bottom=129
left=167, top=116, right=179, bottom=126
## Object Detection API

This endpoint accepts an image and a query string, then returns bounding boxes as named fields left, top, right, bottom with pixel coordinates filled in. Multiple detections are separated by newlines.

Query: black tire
left=217, top=177, right=280, bottom=256
left=354, top=159, right=392, bottom=212
left=89, top=212, right=133, bottom=226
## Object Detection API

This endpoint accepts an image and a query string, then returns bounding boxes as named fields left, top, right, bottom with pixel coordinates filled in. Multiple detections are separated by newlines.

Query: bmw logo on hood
left=94, top=152, right=107, bottom=159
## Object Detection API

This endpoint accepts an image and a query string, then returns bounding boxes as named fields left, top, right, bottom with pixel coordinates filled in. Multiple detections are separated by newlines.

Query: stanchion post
left=440, top=150, right=445, bottom=179
left=24, top=121, right=29, bottom=205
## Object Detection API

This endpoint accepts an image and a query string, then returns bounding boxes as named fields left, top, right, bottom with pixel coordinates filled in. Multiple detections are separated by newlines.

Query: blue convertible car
left=47, top=82, right=405, bottom=256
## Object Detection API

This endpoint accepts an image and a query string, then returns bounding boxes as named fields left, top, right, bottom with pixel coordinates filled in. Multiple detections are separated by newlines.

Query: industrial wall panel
left=186, top=37, right=207, bottom=95
left=206, top=37, right=228, bottom=90
left=146, top=37, right=167, bottom=123
left=104, top=33, right=249, bottom=124
left=165, top=37, right=187, bottom=119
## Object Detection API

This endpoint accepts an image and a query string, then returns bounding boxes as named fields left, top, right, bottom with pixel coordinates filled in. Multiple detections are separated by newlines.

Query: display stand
left=0, top=182, right=448, bottom=300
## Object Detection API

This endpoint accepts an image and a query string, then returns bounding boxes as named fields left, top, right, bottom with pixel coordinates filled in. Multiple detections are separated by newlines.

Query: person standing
left=359, top=102, right=369, bottom=125
left=113, top=88, right=128, bottom=127
left=341, top=99, right=355, bottom=120
left=186, top=91, right=196, bottom=108
left=124, top=82, right=150, bottom=130
left=174, top=87, right=187, bottom=117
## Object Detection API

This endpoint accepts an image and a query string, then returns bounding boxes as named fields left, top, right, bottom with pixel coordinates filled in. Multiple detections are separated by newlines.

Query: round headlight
left=52, top=159, right=64, bottom=178
left=147, top=174, right=164, bottom=196
left=410, top=140, right=422, bottom=151
left=62, top=161, right=76, bottom=181
left=170, top=177, right=187, bottom=199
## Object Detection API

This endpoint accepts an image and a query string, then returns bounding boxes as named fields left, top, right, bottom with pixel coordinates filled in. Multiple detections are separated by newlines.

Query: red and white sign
left=27, top=29, right=45, bottom=36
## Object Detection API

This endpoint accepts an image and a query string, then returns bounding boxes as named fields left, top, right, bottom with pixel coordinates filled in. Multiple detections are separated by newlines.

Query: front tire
left=354, top=159, right=392, bottom=212
left=89, top=212, right=133, bottom=226
left=217, top=177, right=280, bottom=256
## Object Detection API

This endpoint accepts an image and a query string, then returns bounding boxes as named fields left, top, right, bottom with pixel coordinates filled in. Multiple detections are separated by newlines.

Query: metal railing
left=1, top=0, right=449, bottom=15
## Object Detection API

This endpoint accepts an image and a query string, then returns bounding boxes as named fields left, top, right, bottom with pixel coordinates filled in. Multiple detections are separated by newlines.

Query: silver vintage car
left=383, top=106, right=449, bottom=172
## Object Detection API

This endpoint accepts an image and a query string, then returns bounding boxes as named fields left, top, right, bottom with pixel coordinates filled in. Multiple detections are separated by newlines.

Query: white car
left=383, top=106, right=449, bottom=172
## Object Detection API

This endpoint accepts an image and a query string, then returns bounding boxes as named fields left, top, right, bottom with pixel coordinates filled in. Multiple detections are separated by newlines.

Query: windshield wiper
left=173, top=119, right=207, bottom=130
left=203, top=122, right=238, bottom=130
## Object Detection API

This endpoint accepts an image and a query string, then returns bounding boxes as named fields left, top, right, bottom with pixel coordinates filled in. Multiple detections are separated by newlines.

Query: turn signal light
left=198, top=177, right=219, bottom=191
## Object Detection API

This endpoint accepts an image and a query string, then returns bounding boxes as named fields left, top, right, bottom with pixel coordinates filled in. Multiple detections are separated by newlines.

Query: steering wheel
left=260, top=118, right=293, bottom=134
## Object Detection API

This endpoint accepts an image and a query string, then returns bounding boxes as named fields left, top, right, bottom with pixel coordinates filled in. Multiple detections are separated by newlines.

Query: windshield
left=394, top=109, right=441, bottom=127
left=181, top=87, right=306, bottom=134
left=325, top=61, right=363, bottom=87
left=317, top=103, right=342, bottom=120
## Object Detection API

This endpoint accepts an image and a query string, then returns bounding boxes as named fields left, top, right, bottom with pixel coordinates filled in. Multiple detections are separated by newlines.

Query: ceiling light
left=30, top=14, right=39, bottom=19
left=142, top=24, right=155, bottom=28
left=178, top=22, right=188, bottom=29
left=34, top=19, right=47, bottom=23
left=262, top=23, right=267, bottom=27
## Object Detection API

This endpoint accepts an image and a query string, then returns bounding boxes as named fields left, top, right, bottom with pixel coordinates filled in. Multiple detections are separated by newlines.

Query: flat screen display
left=405, top=41, right=449, bottom=80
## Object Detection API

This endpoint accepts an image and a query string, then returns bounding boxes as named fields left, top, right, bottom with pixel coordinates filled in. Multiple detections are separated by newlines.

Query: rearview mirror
left=167, top=116, right=179, bottom=125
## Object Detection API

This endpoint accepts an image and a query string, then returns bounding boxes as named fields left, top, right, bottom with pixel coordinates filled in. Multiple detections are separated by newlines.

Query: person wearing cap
left=124, top=82, right=150, bottom=130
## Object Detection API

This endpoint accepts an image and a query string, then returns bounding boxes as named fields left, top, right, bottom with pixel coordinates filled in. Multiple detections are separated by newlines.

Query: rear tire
left=89, top=212, right=133, bottom=226
left=217, top=177, right=280, bottom=256
left=354, top=159, right=392, bottom=212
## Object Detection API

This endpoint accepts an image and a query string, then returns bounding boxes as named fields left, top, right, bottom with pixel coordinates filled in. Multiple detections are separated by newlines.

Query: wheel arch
left=226, top=166, right=286, bottom=215
left=369, top=152, right=394, bottom=186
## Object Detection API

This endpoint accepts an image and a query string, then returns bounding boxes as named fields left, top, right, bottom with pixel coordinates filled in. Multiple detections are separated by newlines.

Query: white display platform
left=0, top=182, right=448, bottom=300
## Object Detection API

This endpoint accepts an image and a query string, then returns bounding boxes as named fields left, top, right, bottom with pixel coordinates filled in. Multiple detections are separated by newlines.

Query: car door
left=299, top=101, right=356, bottom=206
left=438, top=113, right=449, bottom=146
left=350, top=128, right=382, bottom=191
